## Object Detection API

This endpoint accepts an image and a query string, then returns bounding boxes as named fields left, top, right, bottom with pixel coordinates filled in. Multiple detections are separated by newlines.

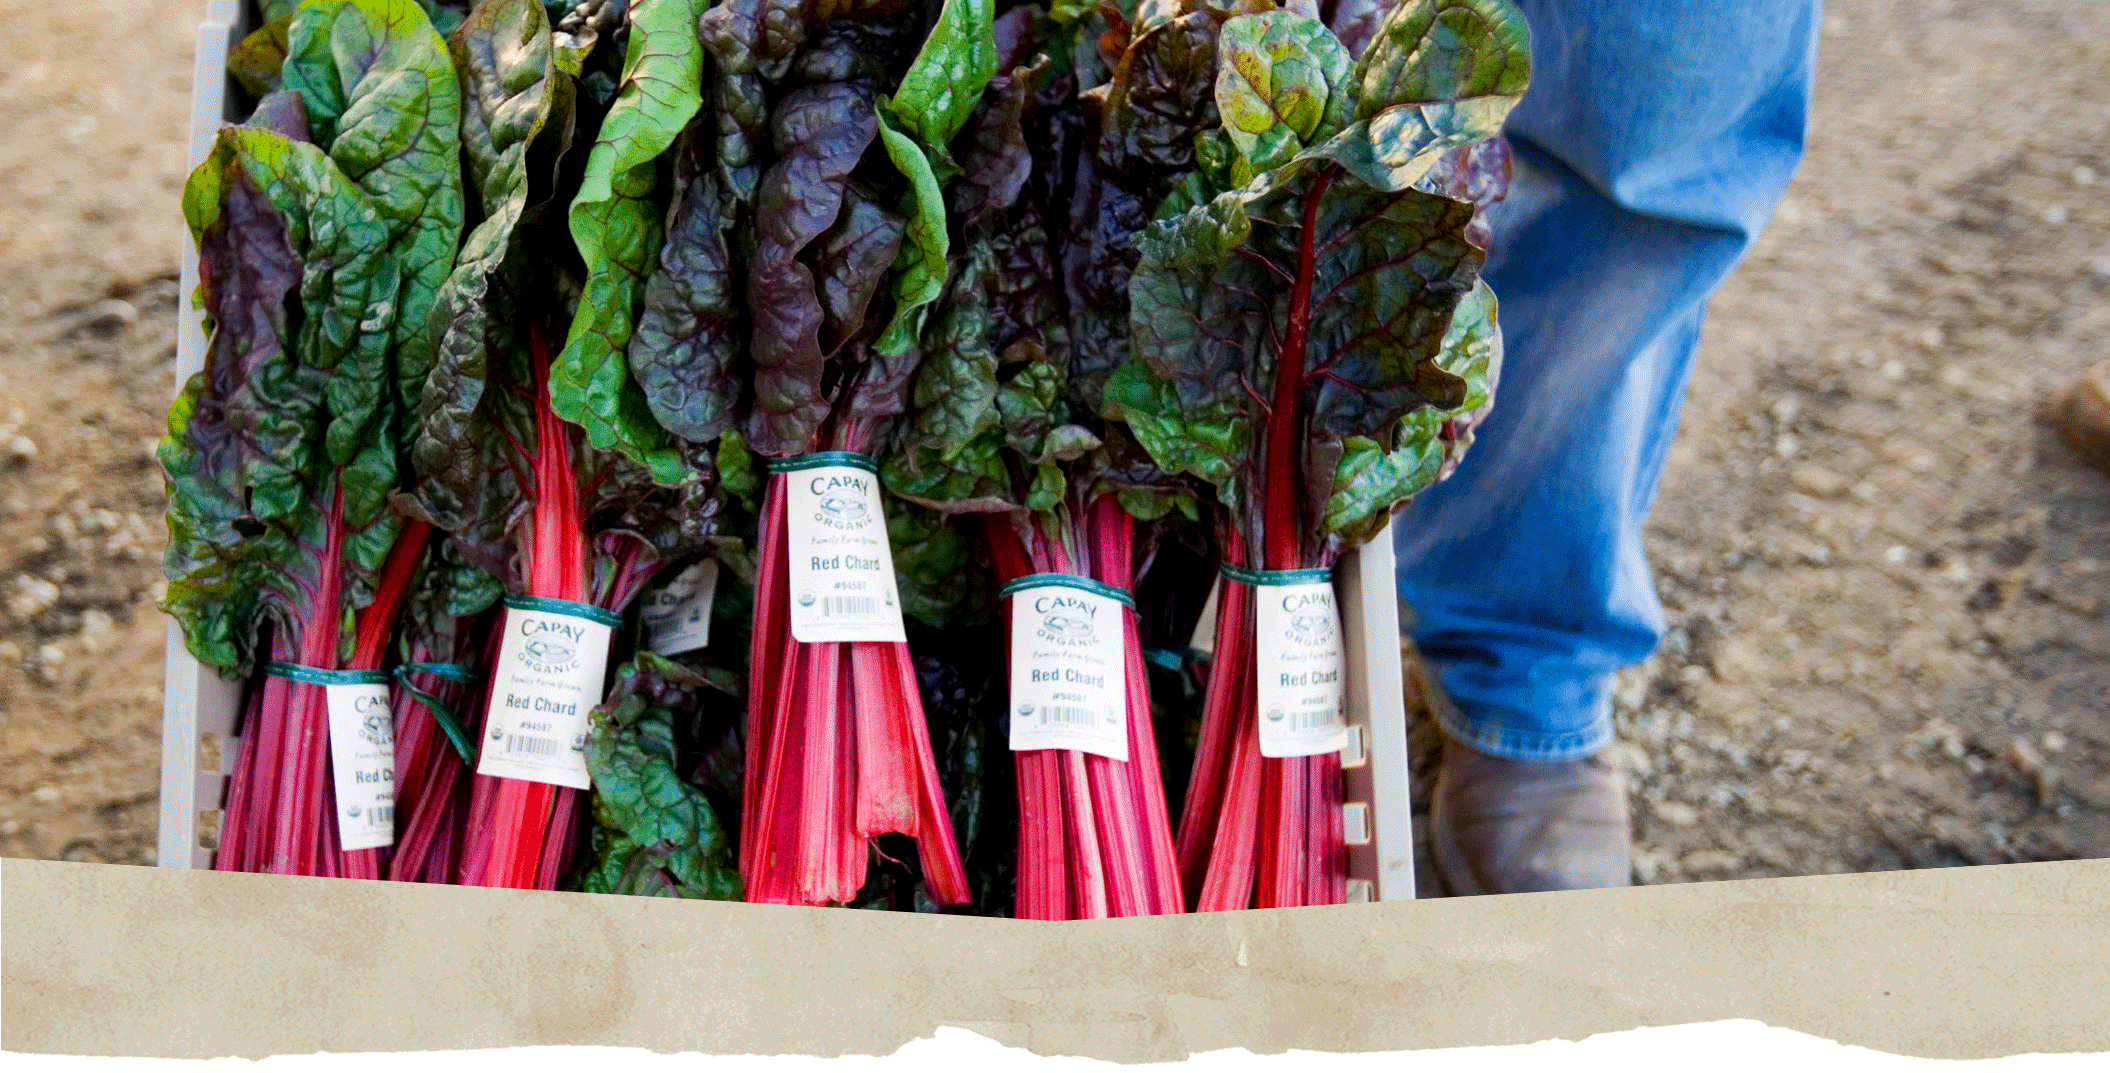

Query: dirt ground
left=3, top=0, right=2109, bottom=891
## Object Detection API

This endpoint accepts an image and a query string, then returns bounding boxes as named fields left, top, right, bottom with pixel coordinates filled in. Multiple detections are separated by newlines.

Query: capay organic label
left=1007, top=578, right=1129, bottom=761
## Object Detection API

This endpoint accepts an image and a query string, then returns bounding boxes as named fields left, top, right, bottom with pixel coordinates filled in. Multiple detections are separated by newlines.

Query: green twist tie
left=998, top=572, right=1137, bottom=609
left=765, top=451, right=878, bottom=475
left=263, top=662, right=389, bottom=687
left=1219, top=564, right=1334, bottom=587
left=394, top=663, right=478, bottom=766
left=1143, top=646, right=1211, bottom=672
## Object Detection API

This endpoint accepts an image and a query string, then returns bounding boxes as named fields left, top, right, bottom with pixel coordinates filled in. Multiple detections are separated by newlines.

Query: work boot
left=1429, top=728, right=1635, bottom=896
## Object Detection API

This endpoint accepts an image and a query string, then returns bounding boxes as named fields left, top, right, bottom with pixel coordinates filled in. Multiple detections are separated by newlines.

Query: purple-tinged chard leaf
left=631, top=138, right=746, bottom=444
left=248, top=89, right=314, bottom=142
left=1325, top=0, right=1391, bottom=58
left=164, top=127, right=404, bottom=675
left=1321, top=279, right=1499, bottom=543
left=229, top=17, right=294, bottom=99
left=743, top=82, right=880, bottom=455
left=1123, top=171, right=1482, bottom=545
left=283, top=0, right=466, bottom=416
left=551, top=0, right=709, bottom=487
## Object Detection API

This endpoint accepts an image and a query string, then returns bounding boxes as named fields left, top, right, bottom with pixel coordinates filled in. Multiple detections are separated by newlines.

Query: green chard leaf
left=551, top=0, right=709, bottom=485
left=1306, top=0, right=1530, bottom=191
left=409, top=0, right=559, bottom=547
left=884, top=0, right=999, bottom=171
left=1214, top=10, right=1353, bottom=178
left=163, top=126, right=404, bottom=675
left=282, top=0, right=466, bottom=422
left=582, top=652, right=744, bottom=900
left=868, top=0, right=1001, bottom=357
left=1123, top=170, right=1484, bottom=540
left=871, top=107, right=951, bottom=358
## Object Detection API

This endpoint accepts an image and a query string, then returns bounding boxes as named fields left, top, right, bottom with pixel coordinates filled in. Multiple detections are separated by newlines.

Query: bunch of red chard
left=163, top=0, right=1533, bottom=912
left=167, top=0, right=465, bottom=877
left=1104, top=0, right=1523, bottom=908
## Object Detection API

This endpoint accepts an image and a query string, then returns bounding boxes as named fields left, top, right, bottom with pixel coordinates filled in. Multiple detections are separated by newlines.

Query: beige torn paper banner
left=5, top=856, right=2110, bottom=1063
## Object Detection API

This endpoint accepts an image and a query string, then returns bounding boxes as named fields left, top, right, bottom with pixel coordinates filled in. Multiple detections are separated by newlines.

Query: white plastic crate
left=156, top=0, right=1416, bottom=901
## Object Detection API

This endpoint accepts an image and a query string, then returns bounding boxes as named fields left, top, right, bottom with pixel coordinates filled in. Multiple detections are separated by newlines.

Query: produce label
left=1002, top=575, right=1131, bottom=761
left=642, top=559, right=719, bottom=656
left=476, top=597, right=619, bottom=790
left=778, top=454, right=907, bottom=644
left=1242, top=569, right=1350, bottom=759
left=323, top=679, right=396, bottom=851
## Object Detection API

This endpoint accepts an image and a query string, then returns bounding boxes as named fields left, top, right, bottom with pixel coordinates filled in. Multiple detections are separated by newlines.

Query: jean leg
left=1395, top=0, right=1823, bottom=761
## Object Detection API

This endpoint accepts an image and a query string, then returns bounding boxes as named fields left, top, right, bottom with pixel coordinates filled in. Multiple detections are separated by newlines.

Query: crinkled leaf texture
left=1215, top=10, right=1352, bottom=178
left=409, top=0, right=559, bottom=554
left=282, top=0, right=465, bottom=419
left=1322, top=277, right=1499, bottom=541
left=631, top=135, right=745, bottom=444
left=551, top=0, right=709, bottom=485
left=163, top=126, right=404, bottom=676
left=1122, top=171, right=1483, bottom=547
left=1303, top=0, right=1529, bottom=192
left=742, top=82, right=888, bottom=455
left=582, top=652, right=744, bottom=899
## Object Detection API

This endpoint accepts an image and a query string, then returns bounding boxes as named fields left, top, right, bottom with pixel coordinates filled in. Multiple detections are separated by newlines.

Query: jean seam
left=1432, top=694, right=1615, bottom=764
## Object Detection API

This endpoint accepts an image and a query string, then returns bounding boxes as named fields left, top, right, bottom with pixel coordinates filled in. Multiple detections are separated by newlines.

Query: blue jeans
left=1393, top=1, right=1822, bottom=762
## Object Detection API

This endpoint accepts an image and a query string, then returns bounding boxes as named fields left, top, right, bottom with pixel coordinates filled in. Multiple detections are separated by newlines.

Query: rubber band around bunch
left=765, top=450, right=878, bottom=475
left=1219, top=564, right=1334, bottom=587
left=998, top=572, right=1137, bottom=609
left=504, top=593, right=624, bottom=627
left=263, top=662, right=389, bottom=687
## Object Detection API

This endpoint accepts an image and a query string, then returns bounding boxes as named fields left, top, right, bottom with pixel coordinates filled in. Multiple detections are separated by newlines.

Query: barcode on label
left=1292, top=708, right=1339, bottom=730
left=372, top=806, right=393, bottom=826
left=1039, top=705, right=1101, bottom=727
left=505, top=735, right=561, bottom=758
left=823, top=596, right=877, bottom=617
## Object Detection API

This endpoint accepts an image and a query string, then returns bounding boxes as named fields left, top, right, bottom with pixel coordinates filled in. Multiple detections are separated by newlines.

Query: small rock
left=31, top=786, right=59, bottom=804
left=1882, top=360, right=1907, bottom=380
left=1770, top=397, right=1802, bottom=427
left=2077, top=165, right=2100, bottom=187
left=1681, top=850, right=1743, bottom=874
left=1652, top=800, right=1700, bottom=827
left=2008, top=739, right=2044, bottom=772
left=2052, top=360, right=2110, bottom=477
left=2091, top=256, right=2110, bottom=282
left=1773, top=433, right=1800, bottom=459
left=8, top=576, right=60, bottom=619
left=2043, top=730, right=2068, bottom=754
left=2045, top=205, right=2070, bottom=226
left=1710, top=636, right=1769, bottom=685
left=4, top=434, right=36, bottom=462
left=1788, top=462, right=1847, bottom=497
left=1886, top=545, right=1911, bottom=565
